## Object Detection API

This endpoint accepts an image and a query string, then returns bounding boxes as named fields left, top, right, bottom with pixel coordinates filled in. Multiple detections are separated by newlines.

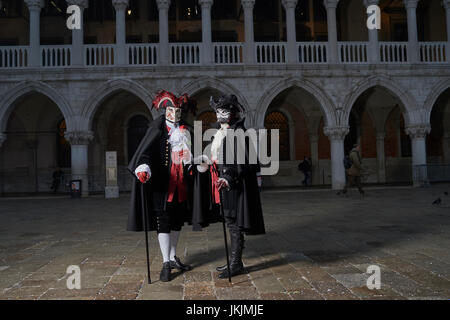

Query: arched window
left=265, top=111, right=290, bottom=161
left=57, top=119, right=71, bottom=168
left=127, top=115, right=149, bottom=161
left=197, top=111, right=217, bottom=133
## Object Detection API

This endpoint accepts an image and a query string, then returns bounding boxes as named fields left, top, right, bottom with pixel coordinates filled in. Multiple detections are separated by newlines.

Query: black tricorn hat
left=209, top=94, right=244, bottom=114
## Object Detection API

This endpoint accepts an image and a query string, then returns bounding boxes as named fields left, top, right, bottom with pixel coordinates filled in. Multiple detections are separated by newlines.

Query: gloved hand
left=194, top=155, right=210, bottom=173
left=216, top=178, right=229, bottom=191
left=135, top=164, right=151, bottom=183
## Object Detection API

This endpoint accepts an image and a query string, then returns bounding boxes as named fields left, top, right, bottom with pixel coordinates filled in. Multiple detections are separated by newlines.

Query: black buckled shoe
left=170, top=256, right=193, bottom=272
left=160, top=262, right=172, bottom=282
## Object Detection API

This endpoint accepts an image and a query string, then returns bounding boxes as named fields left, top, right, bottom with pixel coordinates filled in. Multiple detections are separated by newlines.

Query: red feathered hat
left=152, top=90, right=197, bottom=115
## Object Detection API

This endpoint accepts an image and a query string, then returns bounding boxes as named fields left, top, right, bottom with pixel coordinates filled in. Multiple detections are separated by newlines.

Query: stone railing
left=41, top=45, right=72, bottom=67
left=255, top=42, right=287, bottom=64
left=0, top=41, right=449, bottom=69
left=214, top=42, right=244, bottom=64
left=127, top=43, right=158, bottom=65
left=419, top=42, right=447, bottom=63
left=85, top=44, right=115, bottom=66
left=298, top=42, right=328, bottom=63
left=379, top=42, right=408, bottom=63
left=338, top=42, right=368, bottom=63
left=170, top=43, right=201, bottom=65
left=0, top=46, right=29, bottom=68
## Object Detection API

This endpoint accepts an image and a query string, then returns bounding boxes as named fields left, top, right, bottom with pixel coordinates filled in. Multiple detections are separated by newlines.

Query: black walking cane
left=214, top=164, right=232, bottom=283
left=140, top=182, right=151, bottom=284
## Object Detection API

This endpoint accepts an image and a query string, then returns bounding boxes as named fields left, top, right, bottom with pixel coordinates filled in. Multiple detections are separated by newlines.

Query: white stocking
left=158, top=233, right=171, bottom=263
left=169, top=231, right=180, bottom=261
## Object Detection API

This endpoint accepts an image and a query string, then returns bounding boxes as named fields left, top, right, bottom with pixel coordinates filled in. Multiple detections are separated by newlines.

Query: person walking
left=340, top=144, right=365, bottom=196
left=298, top=157, right=312, bottom=186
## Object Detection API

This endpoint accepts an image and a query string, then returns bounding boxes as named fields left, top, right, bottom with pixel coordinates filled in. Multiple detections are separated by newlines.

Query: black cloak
left=127, top=115, right=200, bottom=232
left=192, top=118, right=265, bottom=235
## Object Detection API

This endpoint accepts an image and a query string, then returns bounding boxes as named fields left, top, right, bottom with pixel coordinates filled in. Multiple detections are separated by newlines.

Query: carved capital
left=66, top=0, right=89, bottom=9
left=65, top=131, right=94, bottom=145
left=0, top=133, right=6, bottom=148
left=405, top=124, right=431, bottom=139
left=241, top=0, right=255, bottom=10
left=403, top=0, right=419, bottom=9
left=322, top=0, right=339, bottom=9
left=156, top=0, right=171, bottom=10
left=376, top=132, right=385, bottom=140
left=112, top=0, right=129, bottom=11
left=309, top=134, right=319, bottom=143
left=199, top=0, right=213, bottom=9
left=24, top=0, right=45, bottom=11
left=324, top=126, right=349, bottom=140
left=282, top=0, right=298, bottom=10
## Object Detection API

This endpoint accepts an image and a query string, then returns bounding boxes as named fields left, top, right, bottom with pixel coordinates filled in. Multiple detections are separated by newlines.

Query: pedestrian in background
left=339, top=144, right=365, bottom=197
left=298, top=157, right=312, bottom=187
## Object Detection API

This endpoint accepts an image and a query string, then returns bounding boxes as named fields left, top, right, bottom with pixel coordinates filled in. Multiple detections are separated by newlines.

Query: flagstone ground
left=0, top=185, right=449, bottom=300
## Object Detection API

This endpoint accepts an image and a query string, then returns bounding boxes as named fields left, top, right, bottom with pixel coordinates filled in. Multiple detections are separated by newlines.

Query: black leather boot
left=218, top=230, right=245, bottom=279
left=160, top=262, right=172, bottom=282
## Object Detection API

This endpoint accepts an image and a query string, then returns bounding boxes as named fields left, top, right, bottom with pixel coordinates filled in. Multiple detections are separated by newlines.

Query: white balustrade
left=338, top=42, right=368, bottom=63
left=256, top=43, right=286, bottom=64
left=127, top=44, right=158, bottom=65
left=214, top=43, right=243, bottom=64
left=297, top=42, right=328, bottom=63
left=170, top=43, right=201, bottom=65
left=85, top=45, right=115, bottom=66
left=0, top=46, right=29, bottom=68
left=41, top=45, right=71, bottom=67
left=379, top=42, right=408, bottom=63
left=419, top=42, right=447, bottom=63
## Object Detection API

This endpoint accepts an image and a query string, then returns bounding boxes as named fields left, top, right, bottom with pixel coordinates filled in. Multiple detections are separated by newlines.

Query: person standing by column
left=341, top=144, right=365, bottom=197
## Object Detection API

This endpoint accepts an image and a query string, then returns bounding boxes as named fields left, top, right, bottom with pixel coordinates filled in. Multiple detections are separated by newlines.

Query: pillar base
left=105, top=186, right=119, bottom=199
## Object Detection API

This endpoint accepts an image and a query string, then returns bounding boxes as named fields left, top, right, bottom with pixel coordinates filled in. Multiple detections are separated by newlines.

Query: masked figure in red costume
left=127, top=90, right=196, bottom=282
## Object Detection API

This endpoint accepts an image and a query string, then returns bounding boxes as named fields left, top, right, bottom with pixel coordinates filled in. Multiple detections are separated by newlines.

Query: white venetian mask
left=166, top=106, right=182, bottom=123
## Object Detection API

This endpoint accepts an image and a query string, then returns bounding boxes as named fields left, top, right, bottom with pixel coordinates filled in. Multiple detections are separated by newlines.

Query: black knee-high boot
left=218, top=228, right=245, bottom=278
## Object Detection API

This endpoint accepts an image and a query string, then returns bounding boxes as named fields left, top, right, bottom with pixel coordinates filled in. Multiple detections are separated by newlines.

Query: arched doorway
left=127, top=115, right=150, bottom=162
left=264, top=111, right=290, bottom=161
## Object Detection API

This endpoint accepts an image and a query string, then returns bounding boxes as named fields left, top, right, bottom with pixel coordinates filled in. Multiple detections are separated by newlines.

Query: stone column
left=157, top=0, right=170, bottom=65
left=323, top=0, right=339, bottom=63
left=282, top=0, right=298, bottom=63
left=66, top=0, right=89, bottom=66
left=112, top=0, right=129, bottom=65
left=364, top=0, right=380, bottom=63
left=309, top=134, right=320, bottom=185
left=376, top=132, right=386, bottom=183
left=443, top=1, right=450, bottom=62
left=25, top=0, right=44, bottom=67
left=403, top=0, right=419, bottom=63
left=199, top=0, right=213, bottom=65
left=65, top=131, right=94, bottom=197
left=405, top=124, right=430, bottom=186
left=242, top=0, right=255, bottom=64
left=324, top=126, right=349, bottom=190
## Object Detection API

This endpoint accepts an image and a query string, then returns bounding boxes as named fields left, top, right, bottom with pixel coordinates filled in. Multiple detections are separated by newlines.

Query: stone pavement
left=0, top=185, right=449, bottom=300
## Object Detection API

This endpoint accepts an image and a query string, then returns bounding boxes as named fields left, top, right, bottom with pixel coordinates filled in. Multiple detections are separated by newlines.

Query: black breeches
left=152, top=191, right=186, bottom=233
left=225, top=216, right=243, bottom=235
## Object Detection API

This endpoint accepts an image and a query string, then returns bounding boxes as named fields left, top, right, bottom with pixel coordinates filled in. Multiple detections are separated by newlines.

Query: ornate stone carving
left=323, top=126, right=349, bottom=140
left=24, top=0, right=45, bottom=10
left=241, top=0, right=255, bottom=10
left=322, top=0, right=340, bottom=9
left=156, top=0, right=171, bottom=10
left=66, top=0, right=89, bottom=9
left=281, top=0, right=298, bottom=10
left=112, top=0, right=129, bottom=11
left=65, top=131, right=94, bottom=145
left=0, top=133, right=6, bottom=148
left=405, top=124, right=431, bottom=139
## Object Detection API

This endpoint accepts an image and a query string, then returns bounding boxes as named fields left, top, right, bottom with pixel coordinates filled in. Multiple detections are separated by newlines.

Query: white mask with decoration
left=216, top=108, right=232, bottom=124
left=165, top=106, right=182, bottom=123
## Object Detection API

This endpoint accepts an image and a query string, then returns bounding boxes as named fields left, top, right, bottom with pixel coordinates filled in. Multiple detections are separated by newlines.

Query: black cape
left=127, top=115, right=200, bottom=232
left=192, top=118, right=265, bottom=235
